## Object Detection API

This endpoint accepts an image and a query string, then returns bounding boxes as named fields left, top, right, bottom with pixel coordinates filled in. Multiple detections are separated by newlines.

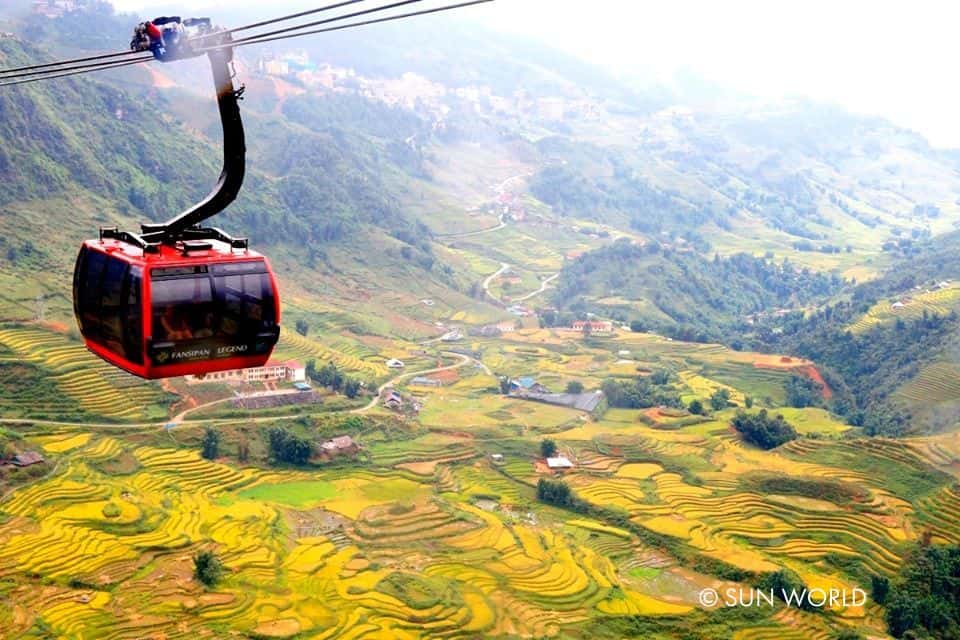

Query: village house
left=382, top=389, right=403, bottom=410
left=546, top=456, right=574, bottom=471
left=409, top=376, right=442, bottom=388
left=320, top=435, right=358, bottom=456
left=185, top=360, right=306, bottom=385
left=386, top=359, right=405, bottom=369
left=469, top=324, right=502, bottom=338
left=510, top=377, right=549, bottom=395
left=11, top=451, right=44, bottom=467
left=572, top=320, right=614, bottom=335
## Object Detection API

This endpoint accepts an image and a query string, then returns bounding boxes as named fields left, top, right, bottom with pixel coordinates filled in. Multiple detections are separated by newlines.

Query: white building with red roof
left=186, top=360, right=306, bottom=384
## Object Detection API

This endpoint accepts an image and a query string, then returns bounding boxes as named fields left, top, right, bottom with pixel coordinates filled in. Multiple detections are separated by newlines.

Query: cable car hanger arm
left=139, top=38, right=246, bottom=246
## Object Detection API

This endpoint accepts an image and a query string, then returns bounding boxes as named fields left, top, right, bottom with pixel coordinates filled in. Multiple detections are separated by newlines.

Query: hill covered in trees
left=552, top=238, right=844, bottom=341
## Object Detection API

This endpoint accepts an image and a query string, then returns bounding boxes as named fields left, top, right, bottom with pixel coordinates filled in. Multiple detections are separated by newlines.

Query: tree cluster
left=306, top=360, right=362, bottom=399
left=731, top=409, right=797, bottom=449
left=784, top=374, right=823, bottom=408
left=880, top=544, right=960, bottom=638
left=601, top=373, right=681, bottom=410
left=266, top=427, right=313, bottom=465
left=536, top=478, right=575, bottom=508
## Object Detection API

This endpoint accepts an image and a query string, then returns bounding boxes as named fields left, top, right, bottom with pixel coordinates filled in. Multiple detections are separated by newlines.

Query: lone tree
left=499, top=376, right=512, bottom=395
left=295, top=319, right=310, bottom=337
left=688, top=399, right=705, bottom=415
left=193, top=550, right=223, bottom=587
left=344, top=378, right=361, bottom=399
left=540, top=438, right=558, bottom=458
left=201, top=427, right=220, bottom=461
left=565, top=380, right=584, bottom=394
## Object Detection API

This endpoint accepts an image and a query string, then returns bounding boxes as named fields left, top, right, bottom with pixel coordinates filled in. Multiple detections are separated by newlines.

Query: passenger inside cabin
left=160, top=305, right=193, bottom=340
left=193, top=312, right=217, bottom=339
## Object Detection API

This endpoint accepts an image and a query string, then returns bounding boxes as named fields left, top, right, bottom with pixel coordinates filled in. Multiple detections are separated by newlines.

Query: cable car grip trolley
left=73, top=17, right=281, bottom=380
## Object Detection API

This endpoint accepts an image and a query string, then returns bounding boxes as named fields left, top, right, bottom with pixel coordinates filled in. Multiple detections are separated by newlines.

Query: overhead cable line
left=204, top=0, right=493, bottom=52
left=0, top=0, right=494, bottom=87
left=0, top=0, right=370, bottom=76
left=0, top=49, right=141, bottom=77
left=224, top=0, right=426, bottom=48
left=0, top=57, right=149, bottom=87
left=217, top=0, right=369, bottom=37
left=0, top=53, right=153, bottom=81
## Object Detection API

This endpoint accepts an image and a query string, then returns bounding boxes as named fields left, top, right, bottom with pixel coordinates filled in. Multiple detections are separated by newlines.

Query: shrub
left=540, top=439, right=558, bottom=458
left=201, top=427, right=220, bottom=460
left=193, top=551, right=223, bottom=587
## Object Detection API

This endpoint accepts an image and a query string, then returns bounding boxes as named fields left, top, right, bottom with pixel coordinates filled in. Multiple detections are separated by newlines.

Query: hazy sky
left=109, top=0, right=960, bottom=147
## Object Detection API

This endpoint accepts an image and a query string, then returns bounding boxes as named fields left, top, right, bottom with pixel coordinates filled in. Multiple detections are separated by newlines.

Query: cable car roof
left=87, top=237, right=267, bottom=265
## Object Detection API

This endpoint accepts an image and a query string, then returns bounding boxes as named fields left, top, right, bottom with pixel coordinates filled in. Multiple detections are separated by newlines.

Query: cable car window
left=100, top=256, right=128, bottom=355
left=123, top=267, right=143, bottom=364
left=77, top=248, right=107, bottom=339
left=151, top=276, right=214, bottom=342
left=215, top=267, right=276, bottom=339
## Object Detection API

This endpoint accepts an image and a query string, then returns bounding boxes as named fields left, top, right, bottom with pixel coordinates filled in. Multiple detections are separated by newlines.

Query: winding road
left=0, top=350, right=490, bottom=432
left=351, top=351, right=477, bottom=413
left=513, top=272, right=559, bottom=302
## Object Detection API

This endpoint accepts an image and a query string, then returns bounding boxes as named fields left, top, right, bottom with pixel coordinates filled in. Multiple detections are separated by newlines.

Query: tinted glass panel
left=146, top=262, right=279, bottom=367
left=123, top=267, right=143, bottom=364
left=151, top=276, right=214, bottom=341
left=100, top=257, right=127, bottom=351
left=77, top=249, right=107, bottom=339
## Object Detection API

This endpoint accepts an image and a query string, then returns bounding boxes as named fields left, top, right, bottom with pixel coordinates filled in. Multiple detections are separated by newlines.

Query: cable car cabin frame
left=72, top=24, right=281, bottom=379
left=74, top=240, right=280, bottom=379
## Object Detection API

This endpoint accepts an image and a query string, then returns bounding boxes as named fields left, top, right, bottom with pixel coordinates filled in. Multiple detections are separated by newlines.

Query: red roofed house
left=186, top=360, right=306, bottom=384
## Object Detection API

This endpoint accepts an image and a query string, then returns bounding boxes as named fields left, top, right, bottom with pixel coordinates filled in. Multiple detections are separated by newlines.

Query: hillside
left=551, top=238, right=844, bottom=341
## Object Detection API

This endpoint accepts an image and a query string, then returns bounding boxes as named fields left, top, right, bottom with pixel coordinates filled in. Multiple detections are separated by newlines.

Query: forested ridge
left=552, top=237, right=844, bottom=341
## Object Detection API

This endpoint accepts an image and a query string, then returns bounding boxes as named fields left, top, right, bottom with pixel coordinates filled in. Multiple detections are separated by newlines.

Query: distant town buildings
left=257, top=51, right=354, bottom=90
left=32, top=0, right=88, bottom=18
left=572, top=320, right=614, bottom=335
left=537, top=97, right=565, bottom=121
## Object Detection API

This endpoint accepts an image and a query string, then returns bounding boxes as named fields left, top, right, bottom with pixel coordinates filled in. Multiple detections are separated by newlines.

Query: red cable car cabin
left=74, top=238, right=280, bottom=379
